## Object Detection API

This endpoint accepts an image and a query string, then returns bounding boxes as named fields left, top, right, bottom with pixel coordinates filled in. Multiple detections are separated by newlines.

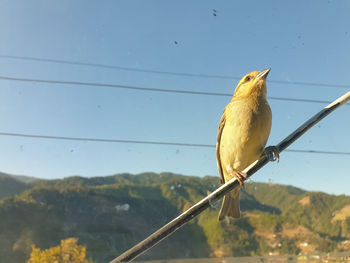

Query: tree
left=27, top=238, right=94, bottom=263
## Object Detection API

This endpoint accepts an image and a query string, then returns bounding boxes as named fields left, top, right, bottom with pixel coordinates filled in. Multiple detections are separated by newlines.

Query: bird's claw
left=233, top=170, right=247, bottom=188
left=264, top=146, right=280, bottom=162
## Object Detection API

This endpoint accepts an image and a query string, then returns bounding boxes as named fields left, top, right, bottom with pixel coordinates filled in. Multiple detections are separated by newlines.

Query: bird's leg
left=232, top=170, right=247, bottom=187
left=226, top=166, right=247, bottom=187
left=264, top=146, right=280, bottom=162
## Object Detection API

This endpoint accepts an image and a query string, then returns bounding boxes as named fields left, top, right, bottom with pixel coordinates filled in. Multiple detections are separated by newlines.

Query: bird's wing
left=216, top=110, right=226, bottom=184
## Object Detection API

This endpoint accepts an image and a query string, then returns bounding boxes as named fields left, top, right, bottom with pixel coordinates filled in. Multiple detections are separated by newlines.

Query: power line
left=1, top=55, right=237, bottom=80
left=0, top=75, right=347, bottom=106
left=1, top=54, right=349, bottom=89
left=285, top=149, right=350, bottom=155
left=0, top=132, right=213, bottom=148
left=0, top=131, right=349, bottom=156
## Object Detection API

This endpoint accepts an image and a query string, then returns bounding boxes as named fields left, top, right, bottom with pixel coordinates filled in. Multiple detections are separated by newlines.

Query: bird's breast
left=220, top=98, right=272, bottom=172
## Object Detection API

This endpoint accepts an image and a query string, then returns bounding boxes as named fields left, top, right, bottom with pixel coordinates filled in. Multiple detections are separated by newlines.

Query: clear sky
left=0, top=1, right=349, bottom=195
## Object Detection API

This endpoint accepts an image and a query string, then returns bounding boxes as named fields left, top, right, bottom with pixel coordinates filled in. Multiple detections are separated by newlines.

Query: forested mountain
left=1, top=172, right=350, bottom=263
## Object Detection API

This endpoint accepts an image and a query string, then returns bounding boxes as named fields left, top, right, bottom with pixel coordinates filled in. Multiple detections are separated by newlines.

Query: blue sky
left=0, top=1, right=349, bottom=195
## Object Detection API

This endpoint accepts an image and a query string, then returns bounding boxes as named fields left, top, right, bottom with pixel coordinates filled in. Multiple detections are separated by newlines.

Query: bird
left=216, top=68, right=278, bottom=221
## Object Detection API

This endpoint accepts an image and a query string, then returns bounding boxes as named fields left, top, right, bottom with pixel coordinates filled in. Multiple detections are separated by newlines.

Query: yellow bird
left=216, top=68, right=278, bottom=221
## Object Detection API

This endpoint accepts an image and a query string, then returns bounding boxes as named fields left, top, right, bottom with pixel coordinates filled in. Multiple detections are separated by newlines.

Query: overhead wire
left=0, top=56, right=348, bottom=156
left=1, top=54, right=350, bottom=89
left=0, top=75, right=348, bottom=106
left=0, top=131, right=349, bottom=156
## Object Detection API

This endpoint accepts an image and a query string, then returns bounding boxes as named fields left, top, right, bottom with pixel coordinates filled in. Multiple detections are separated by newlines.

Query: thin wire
left=1, top=54, right=349, bottom=89
left=0, top=131, right=349, bottom=156
left=0, top=75, right=347, bottom=106
left=285, top=149, right=350, bottom=155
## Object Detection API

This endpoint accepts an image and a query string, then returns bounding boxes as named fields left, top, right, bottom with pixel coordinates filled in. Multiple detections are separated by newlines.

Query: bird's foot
left=264, top=146, right=280, bottom=162
left=233, top=170, right=248, bottom=188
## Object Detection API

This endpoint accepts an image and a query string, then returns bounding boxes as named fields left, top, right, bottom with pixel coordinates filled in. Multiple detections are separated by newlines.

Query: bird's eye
left=245, top=76, right=251, bottom=82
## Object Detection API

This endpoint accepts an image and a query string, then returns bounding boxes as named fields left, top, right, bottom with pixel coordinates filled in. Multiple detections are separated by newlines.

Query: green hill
left=0, top=172, right=32, bottom=199
left=0, top=172, right=350, bottom=263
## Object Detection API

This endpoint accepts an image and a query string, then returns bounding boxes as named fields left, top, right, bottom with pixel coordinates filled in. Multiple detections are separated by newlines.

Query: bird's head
left=233, top=68, right=270, bottom=99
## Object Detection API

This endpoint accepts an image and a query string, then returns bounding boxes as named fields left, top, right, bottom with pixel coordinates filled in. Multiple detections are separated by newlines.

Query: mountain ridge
left=0, top=172, right=349, bottom=263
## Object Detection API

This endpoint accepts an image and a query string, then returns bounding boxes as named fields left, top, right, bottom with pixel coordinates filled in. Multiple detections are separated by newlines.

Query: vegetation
left=0, top=172, right=350, bottom=263
left=27, top=238, right=94, bottom=263
left=0, top=172, right=31, bottom=199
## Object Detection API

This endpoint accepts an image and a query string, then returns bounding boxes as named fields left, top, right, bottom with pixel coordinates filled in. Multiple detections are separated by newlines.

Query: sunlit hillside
left=1, top=172, right=350, bottom=263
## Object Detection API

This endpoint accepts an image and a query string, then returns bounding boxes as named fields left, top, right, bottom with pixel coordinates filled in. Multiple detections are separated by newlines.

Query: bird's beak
left=257, top=68, right=271, bottom=80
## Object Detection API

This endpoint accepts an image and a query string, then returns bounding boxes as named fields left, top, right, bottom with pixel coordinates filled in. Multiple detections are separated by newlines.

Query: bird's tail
left=218, top=188, right=240, bottom=221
